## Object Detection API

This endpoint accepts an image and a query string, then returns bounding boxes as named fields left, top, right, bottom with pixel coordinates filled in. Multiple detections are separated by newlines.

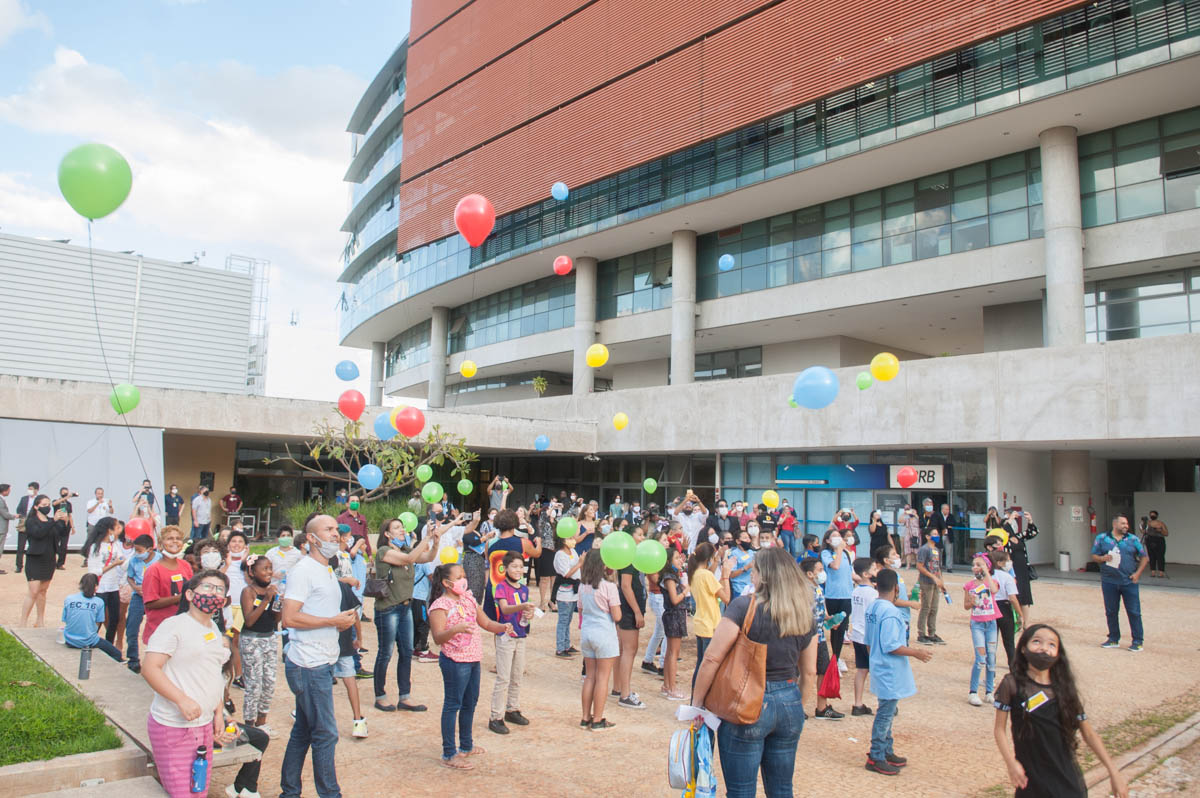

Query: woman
left=553, top=534, right=582, bottom=657
left=819, top=528, right=854, bottom=662
left=1144, top=511, right=1168, bottom=578
left=577, top=549, right=620, bottom=730
left=1002, top=510, right=1039, bottom=611
left=692, top=548, right=817, bottom=798
left=575, top=503, right=598, bottom=555
left=984, top=506, right=1004, bottom=536
left=898, top=505, right=921, bottom=569
left=21, top=495, right=63, bottom=626
left=222, top=531, right=250, bottom=688
left=614, top=525, right=647, bottom=709
left=868, top=510, right=889, bottom=560
left=534, top=503, right=558, bottom=611
left=84, top=517, right=127, bottom=644
left=141, top=569, right=235, bottom=798
left=130, top=497, right=160, bottom=538
left=373, top=517, right=439, bottom=712
left=688, top=542, right=732, bottom=689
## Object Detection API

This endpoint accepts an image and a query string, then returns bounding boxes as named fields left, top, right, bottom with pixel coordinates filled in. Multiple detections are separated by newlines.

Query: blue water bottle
left=942, top=589, right=953, bottom=605
left=190, top=745, right=208, bottom=793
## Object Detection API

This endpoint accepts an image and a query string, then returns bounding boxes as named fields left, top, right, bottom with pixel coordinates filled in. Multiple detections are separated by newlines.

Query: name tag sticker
left=204, top=632, right=217, bottom=642
left=253, top=598, right=262, bottom=607
left=1025, top=691, right=1049, bottom=713
left=171, top=573, right=184, bottom=582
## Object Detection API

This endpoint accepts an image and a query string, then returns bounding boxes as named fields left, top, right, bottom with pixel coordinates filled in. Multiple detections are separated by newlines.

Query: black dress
left=995, top=674, right=1086, bottom=797
left=23, top=514, right=63, bottom=582
left=868, top=521, right=890, bottom=558
left=659, top=571, right=688, bottom=639
left=1003, top=521, right=1038, bottom=606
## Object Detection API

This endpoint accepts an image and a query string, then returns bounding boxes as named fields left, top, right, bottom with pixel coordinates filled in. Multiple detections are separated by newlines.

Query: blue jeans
left=125, top=593, right=145, bottom=665
left=438, top=654, right=480, bottom=760
left=969, top=619, right=997, bottom=695
left=68, top=639, right=122, bottom=661
left=642, top=592, right=665, bottom=665
left=870, top=698, right=899, bottom=762
left=556, top=600, right=576, bottom=653
left=373, top=603, right=413, bottom=700
left=780, top=530, right=795, bottom=556
left=716, top=680, right=805, bottom=798
left=281, top=659, right=340, bottom=798
left=693, top=635, right=711, bottom=689
left=190, top=523, right=210, bottom=540
left=1102, top=580, right=1144, bottom=645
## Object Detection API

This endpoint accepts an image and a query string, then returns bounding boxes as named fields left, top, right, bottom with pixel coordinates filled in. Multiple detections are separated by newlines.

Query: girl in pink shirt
left=963, top=553, right=1001, bottom=706
left=428, top=563, right=513, bottom=770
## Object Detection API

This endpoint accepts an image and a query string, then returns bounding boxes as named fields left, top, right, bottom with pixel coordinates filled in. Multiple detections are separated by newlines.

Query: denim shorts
left=333, top=654, right=355, bottom=678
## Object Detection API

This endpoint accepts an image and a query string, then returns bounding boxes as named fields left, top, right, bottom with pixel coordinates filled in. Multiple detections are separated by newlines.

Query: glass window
left=1115, top=142, right=1161, bottom=186
left=1116, top=181, right=1164, bottom=220
left=990, top=208, right=1029, bottom=245
left=746, top=456, right=773, bottom=486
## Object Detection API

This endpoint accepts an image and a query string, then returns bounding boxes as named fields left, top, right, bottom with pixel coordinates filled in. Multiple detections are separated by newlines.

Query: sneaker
left=916, top=635, right=931, bottom=645
left=865, top=758, right=901, bottom=776
left=224, top=699, right=236, bottom=716
left=589, top=718, right=616, bottom=731
left=1100, top=639, right=1120, bottom=649
left=226, top=786, right=263, bottom=798
left=610, top=689, right=621, bottom=697
left=886, top=753, right=908, bottom=767
left=417, top=651, right=439, bottom=662
left=618, top=694, right=647, bottom=710
left=968, top=693, right=983, bottom=706
left=556, top=650, right=573, bottom=658
left=255, top=724, right=276, bottom=739
left=851, top=705, right=873, bottom=716
left=985, top=693, right=994, bottom=704
left=505, top=710, right=530, bottom=726
left=488, top=719, right=510, bottom=735
left=815, top=706, right=845, bottom=720
left=127, top=662, right=141, bottom=674
left=1129, top=643, right=1144, bottom=652
left=837, top=659, right=848, bottom=674
left=355, top=669, right=373, bottom=679
left=640, top=661, right=659, bottom=674
left=231, top=676, right=246, bottom=690
left=352, top=718, right=368, bottom=738
left=357, top=647, right=369, bottom=654
left=930, top=635, right=947, bottom=645
left=566, top=646, right=580, bottom=654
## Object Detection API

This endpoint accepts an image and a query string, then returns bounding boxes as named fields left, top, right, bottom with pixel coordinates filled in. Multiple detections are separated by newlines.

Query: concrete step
left=26, top=775, right=167, bottom=798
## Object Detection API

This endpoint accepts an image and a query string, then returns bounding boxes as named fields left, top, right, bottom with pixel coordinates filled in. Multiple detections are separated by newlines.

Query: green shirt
left=373, top=544, right=414, bottom=610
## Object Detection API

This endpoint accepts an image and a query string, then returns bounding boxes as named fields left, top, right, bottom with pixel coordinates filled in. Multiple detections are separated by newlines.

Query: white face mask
left=161, top=549, right=180, bottom=560
left=844, top=534, right=855, bottom=546
left=717, top=507, right=728, bottom=517
left=816, top=571, right=827, bottom=585
left=829, top=534, right=842, bottom=546
left=747, top=525, right=759, bottom=536
left=889, top=557, right=901, bottom=569
left=708, top=532, right=719, bottom=545
left=200, top=551, right=221, bottom=569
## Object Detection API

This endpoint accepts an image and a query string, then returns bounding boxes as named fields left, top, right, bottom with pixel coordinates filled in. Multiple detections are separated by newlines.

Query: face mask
left=973, top=568, right=985, bottom=579
left=39, top=504, right=52, bottom=515
left=317, top=539, right=340, bottom=559
left=448, top=578, right=468, bottom=596
left=171, top=488, right=178, bottom=494
left=717, top=507, right=728, bottom=517
left=462, top=533, right=480, bottom=547
left=1007, top=565, right=1015, bottom=576
left=200, top=551, right=221, bottom=569
left=349, top=501, right=360, bottom=511
left=161, top=549, right=180, bottom=559
left=601, top=525, right=611, bottom=535
left=190, top=592, right=225, bottom=614
left=277, top=536, right=293, bottom=548
left=747, top=526, right=759, bottom=535
left=924, top=505, right=933, bottom=513
left=230, top=550, right=244, bottom=559
left=738, top=541, right=752, bottom=551
left=930, top=535, right=940, bottom=543
left=28, top=489, right=35, bottom=495
left=707, top=533, right=718, bottom=546
left=1024, top=650, right=1057, bottom=671
left=816, top=571, right=827, bottom=585
left=829, top=535, right=842, bottom=546
left=844, top=535, right=855, bottom=546
left=889, top=557, right=901, bottom=569
left=682, top=508, right=692, bottom=515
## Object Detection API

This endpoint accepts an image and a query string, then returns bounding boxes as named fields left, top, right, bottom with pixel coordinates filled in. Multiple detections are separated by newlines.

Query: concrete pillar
left=428, top=306, right=449, bottom=408
left=669, top=230, right=697, bottom=386
left=572, top=257, right=598, bottom=396
left=1051, top=450, right=1091, bottom=572
left=1039, top=126, right=1085, bottom=347
left=369, top=341, right=385, bottom=406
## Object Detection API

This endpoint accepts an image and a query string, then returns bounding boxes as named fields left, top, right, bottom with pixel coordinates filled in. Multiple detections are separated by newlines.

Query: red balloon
left=395, top=405, right=426, bottom=438
left=553, top=255, right=573, bottom=276
left=896, top=466, right=918, bottom=489
left=338, top=389, right=365, bottom=421
left=454, top=194, right=495, bottom=248
left=126, top=517, right=153, bottom=539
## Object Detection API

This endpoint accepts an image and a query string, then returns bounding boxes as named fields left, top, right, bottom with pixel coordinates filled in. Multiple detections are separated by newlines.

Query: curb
left=1085, top=710, right=1200, bottom=796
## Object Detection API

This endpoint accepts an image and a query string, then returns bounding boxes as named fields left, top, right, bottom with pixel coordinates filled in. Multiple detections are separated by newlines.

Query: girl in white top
left=223, top=531, right=251, bottom=689
left=552, top=536, right=582, bottom=656
left=84, top=517, right=129, bottom=647
left=989, top=549, right=1026, bottom=669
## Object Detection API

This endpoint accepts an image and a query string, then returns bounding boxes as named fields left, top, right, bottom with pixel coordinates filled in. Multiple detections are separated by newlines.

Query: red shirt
left=778, top=507, right=797, bottom=533
left=221, top=493, right=243, bottom=513
left=141, top=558, right=194, bottom=642
left=337, top=510, right=372, bottom=555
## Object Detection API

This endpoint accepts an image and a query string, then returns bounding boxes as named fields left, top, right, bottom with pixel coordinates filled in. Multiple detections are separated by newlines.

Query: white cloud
left=0, top=0, right=50, bottom=47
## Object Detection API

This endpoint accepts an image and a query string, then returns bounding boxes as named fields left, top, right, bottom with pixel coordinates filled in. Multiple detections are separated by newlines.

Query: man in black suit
left=14, top=481, right=38, bottom=574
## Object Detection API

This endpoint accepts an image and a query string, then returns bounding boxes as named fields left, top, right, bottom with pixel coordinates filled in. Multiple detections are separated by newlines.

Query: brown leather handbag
left=703, top=597, right=768, bottom=724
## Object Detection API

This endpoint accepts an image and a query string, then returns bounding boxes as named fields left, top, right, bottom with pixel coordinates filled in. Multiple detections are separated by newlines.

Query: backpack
left=667, top=727, right=694, bottom=789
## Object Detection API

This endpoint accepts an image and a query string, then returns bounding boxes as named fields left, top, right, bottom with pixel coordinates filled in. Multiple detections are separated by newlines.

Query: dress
left=994, top=673, right=1086, bottom=797
left=659, top=570, right=688, bottom=638
left=1003, top=520, right=1038, bottom=606
left=23, top=515, right=62, bottom=581
left=578, top=582, right=619, bottom=659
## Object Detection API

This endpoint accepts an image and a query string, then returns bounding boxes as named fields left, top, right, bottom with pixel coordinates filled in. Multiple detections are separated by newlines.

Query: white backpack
left=668, top=726, right=694, bottom=789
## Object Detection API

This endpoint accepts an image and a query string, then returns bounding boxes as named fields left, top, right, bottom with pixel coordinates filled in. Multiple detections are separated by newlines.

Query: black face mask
left=1024, top=650, right=1057, bottom=671
left=39, top=504, right=52, bottom=514
left=738, top=541, right=752, bottom=551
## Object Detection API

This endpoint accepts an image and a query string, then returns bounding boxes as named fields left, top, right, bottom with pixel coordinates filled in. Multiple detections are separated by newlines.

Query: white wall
left=612, top=358, right=668, bottom=390
left=983, top=300, right=1044, bottom=352
left=1134, top=492, right=1200, bottom=565
left=988, top=447, right=1054, bottom=564
left=761, top=338, right=842, bottom=376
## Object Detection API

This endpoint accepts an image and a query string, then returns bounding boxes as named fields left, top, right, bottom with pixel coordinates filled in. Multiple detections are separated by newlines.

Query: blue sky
left=0, top=0, right=412, bottom=401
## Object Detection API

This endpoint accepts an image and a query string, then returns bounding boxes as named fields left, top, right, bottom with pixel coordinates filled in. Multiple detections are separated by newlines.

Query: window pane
left=952, top=217, right=989, bottom=252
left=1165, top=172, right=1200, bottom=213
left=823, top=246, right=851, bottom=275
left=916, top=224, right=951, bottom=258
left=989, top=207, right=1029, bottom=245
left=883, top=200, right=915, bottom=235
left=884, top=232, right=915, bottom=265
left=952, top=182, right=988, bottom=220
left=1116, top=181, right=1164, bottom=220
left=746, top=456, right=773, bottom=486
left=852, top=207, right=882, bottom=242
left=852, top=239, right=883, bottom=270
left=989, top=172, right=1027, bottom=212
left=1080, top=153, right=1115, bottom=193
left=1115, top=142, right=1161, bottom=186
left=1082, top=190, right=1117, bottom=227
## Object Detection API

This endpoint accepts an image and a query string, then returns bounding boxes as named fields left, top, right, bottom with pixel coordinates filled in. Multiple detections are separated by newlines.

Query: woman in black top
left=993, top=624, right=1126, bottom=798
left=1002, top=510, right=1039, bottom=607
left=868, top=510, right=890, bottom=559
left=614, top=526, right=647, bottom=709
left=20, top=495, right=64, bottom=626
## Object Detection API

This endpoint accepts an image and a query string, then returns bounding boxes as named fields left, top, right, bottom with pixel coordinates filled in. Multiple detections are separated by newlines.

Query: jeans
left=693, top=636, right=711, bottom=690
left=70, top=638, right=123, bottom=661
left=1102, top=580, right=1144, bottom=645
left=190, top=523, right=210, bottom=540
left=438, top=654, right=480, bottom=760
left=779, top=531, right=795, bottom=557
left=716, top=680, right=805, bottom=798
left=870, top=698, right=899, bottom=762
left=125, top=593, right=145, bottom=665
left=556, top=599, right=576, bottom=653
left=280, top=659, right=340, bottom=798
left=969, top=619, right=997, bottom=695
left=642, top=592, right=664, bottom=665
left=373, top=603, right=414, bottom=700
left=233, top=722, right=269, bottom=794
left=98, top=590, right=120, bottom=644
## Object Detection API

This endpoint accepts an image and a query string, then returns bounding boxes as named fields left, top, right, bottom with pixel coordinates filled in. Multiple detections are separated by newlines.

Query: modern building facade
left=337, top=1, right=1200, bottom=568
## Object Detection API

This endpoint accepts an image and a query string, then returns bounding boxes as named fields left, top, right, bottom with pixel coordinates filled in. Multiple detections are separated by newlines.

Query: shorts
left=333, top=655, right=356, bottom=678
left=853, top=642, right=870, bottom=671
left=617, top=605, right=645, bottom=631
left=580, top=627, right=619, bottom=660
left=816, top=637, right=830, bottom=677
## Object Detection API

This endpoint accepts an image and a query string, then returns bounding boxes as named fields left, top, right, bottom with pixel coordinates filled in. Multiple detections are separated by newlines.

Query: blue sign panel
left=775, top=464, right=889, bottom=490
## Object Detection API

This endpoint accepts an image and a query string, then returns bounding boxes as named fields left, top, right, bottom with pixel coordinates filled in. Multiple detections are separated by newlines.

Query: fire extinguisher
left=1088, top=504, right=1097, bottom=536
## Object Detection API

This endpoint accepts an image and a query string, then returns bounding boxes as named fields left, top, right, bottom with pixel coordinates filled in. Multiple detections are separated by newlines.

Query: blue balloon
left=335, top=360, right=359, bottom=381
left=373, top=412, right=396, bottom=441
left=718, top=253, right=735, bottom=272
left=792, top=366, right=840, bottom=410
left=357, top=464, right=383, bottom=491
left=551, top=181, right=569, bottom=201
left=534, top=434, right=550, bottom=451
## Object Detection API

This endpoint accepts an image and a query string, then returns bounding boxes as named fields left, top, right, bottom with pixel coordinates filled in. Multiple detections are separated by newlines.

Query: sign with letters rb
left=888, top=465, right=945, bottom=489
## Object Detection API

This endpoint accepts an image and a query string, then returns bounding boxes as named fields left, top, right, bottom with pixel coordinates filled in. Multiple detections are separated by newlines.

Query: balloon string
left=87, top=219, right=157, bottom=511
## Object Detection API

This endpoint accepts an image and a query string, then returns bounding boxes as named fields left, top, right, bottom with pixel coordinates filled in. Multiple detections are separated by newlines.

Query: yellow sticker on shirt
left=204, top=632, right=217, bottom=642
left=171, top=573, right=184, bottom=582
left=253, top=598, right=262, bottom=607
left=1025, top=691, right=1049, bottom=713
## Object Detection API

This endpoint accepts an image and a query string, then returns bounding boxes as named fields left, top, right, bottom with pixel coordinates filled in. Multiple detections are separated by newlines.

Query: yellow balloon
left=389, top=405, right=407, bottom=430
left=585, top=343, right=609, bottom=368
left=990, top=528, right=1009, bottom=546
left=762, top=490, right=780, bottom=509
left=870, top=352, right=900, bottom=382
left=612, top=412, right=629, bottom=431
left=439, top=546, right=460, bottom=564
left=460, top=360, right=477, bottom=379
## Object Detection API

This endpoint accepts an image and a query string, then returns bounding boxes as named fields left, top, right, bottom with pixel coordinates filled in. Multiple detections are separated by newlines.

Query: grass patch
left=249, top=542, right=274, bottom=555
left=0, top=628, right=123, bottom=766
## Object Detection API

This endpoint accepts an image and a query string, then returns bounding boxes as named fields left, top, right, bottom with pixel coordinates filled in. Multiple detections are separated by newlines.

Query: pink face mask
left=449, top=578, right=469, bottom=596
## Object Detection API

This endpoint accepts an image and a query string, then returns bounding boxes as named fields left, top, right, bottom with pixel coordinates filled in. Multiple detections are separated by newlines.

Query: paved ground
left=1130, top=738, right=1200, bottom=797
left=4, top=562, right=1198, bottom=798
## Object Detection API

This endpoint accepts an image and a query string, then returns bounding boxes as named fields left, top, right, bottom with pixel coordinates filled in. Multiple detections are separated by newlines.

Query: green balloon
left=58, top=143, right=133, bottom=220
left=457, top=478, right=473, bottom=495
left=421, top=481, right=444, bottom=504
left=643, top=477, right=658, bottom=494
left=633, top=539, right=668, bottom=574
left=399, top=511, right=418, bottom=532
left=555, top=517, right=578, bottom=538
left=856, top=371, right=873, bottom=391
left=788, top=397, right=799, bottom=408
left=600, top=530, right=637, bottom=570
left=109, top=383, right=140, bottom=415
left=415, top=464, right=433, bottom=483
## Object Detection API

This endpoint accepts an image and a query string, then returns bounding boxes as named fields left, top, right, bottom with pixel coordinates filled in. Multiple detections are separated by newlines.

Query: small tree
left=266, top=415, right=478, bottom=503
left=532, top=376, right=548, bottom=396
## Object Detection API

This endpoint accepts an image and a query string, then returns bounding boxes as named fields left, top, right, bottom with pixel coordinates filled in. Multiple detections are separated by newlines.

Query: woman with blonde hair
left=692, top=547, right=818, bottom=798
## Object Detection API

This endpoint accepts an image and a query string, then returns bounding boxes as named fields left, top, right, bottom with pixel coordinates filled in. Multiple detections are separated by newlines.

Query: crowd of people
left=0, top=473, right=1155, bottom=797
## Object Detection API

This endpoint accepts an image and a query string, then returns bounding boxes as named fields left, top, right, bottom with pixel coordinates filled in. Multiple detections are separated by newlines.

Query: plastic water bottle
left=909, top=585, right=920, bottom=601
left=943, top=590, right=953, bottom=605
left=190, top=746, right=208, bottom=793
left=272, top=574, right=285, bottom=612
left=823, top=611, right=846, bottom=629
left=56, top=626, right=66, bottom=645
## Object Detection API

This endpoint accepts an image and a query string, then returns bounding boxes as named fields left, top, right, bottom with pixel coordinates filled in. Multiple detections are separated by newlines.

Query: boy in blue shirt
left=727, top=529, right=755, bottom=597
left=412, top=559, right=437, bottom=661
left=864, top=569, right=932, bottom=776
left=63, top=573, right=123, bottom=661
left=123, top=534, right=159, bottom=672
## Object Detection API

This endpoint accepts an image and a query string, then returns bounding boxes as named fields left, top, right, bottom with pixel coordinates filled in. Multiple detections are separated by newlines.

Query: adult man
left=1092, top=515, right=1148, bottom=652
left=488, top=475, right=509, bottom=511
left=336, top=494, right=371, bottom=556
left=14, top=481, right=38, bottom=573
left=669, top=490, right=709, bottom=554
left=280, top=514, right=357, bottom=798
left=1144, top=510, right=1169, bottom=578
left=86, top=488, right=116, bottom=538
left=51, top=487, right=76, bottom=569
left=132, top=479, right=155, bottom=511
left=221, top=486, right=243, bottom=520
left=0, top=484, right=15, bottom=574
left=191, top=486, right=212, bottom=540
left=705, top=499, right=737, bottom=546
left=163, top=485, right=184, bottom=526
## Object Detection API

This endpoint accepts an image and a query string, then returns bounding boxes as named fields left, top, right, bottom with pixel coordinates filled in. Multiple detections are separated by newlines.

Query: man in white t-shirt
left=86, top=487, right=116, bottom=535
left=670, top=490, right=709, bottom=554
left=280, top=514, right=357, bottom=798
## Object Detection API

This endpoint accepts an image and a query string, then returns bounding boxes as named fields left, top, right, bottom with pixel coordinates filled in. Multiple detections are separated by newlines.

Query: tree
left=265, top=416, right=478, bottom=503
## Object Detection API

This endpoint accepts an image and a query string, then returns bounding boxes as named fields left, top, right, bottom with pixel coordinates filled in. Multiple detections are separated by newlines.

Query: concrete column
left=1039, top=126, right=1085, bottom=347
left=572, top=257, right=598, bottom=396
left=428, top=306, right=449, bottom=408
left=1051, top=450, right=1091, bottom=572
left=369, top=341, right=385, bottom=406
left=669, top=230, right=697, bottom=386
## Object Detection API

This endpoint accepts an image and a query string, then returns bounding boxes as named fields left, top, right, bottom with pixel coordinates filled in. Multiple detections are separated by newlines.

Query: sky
left=0, top=0, right=412, bottom=402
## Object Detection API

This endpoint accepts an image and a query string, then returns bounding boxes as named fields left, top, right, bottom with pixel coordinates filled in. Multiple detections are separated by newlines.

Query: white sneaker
left=254, top=724, right=276, bottom=739
left=226, top=786, right=262, bottom=798
left=967, top=693, right=983, bottom=706
left=837, top=658, right=848, bottom=674
left=352, top=718, right=368, bottom=738
left=985, top=693, right=994, bottom=704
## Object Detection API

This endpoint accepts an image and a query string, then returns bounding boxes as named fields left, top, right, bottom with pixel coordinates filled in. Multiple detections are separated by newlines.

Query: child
left=428, top=562, right=513, bottom=769
left=412, top=557, right=438, bottom=662
left=864, top=569, right=932, bottom=776
left=578, top=549, right=621, bottom=730
left=336, top=528, right=372, bottom=679
left=990, top=549, right=1026, bottom=669
left=687, top=542, right=731, bottom=690
left=125, top=533, right=160, bottom=673
left=964, top=553, right=1002, bottom=706
left=657, top=547, right=689, bottom=700
left=872, top=543, right=920, bottom=636
left=993, top=624, right=1128, bottom=798
left=333, top=578, right=368, bottom=739
left=800, top=558, right=843, bottom=720
left=63, top=573, right=124, bottom=661
left=798, top=534, right=820, bottom=560
left=915, top=531, right=945, bottom=645
left=141, top=525, right=193, bottom=644
left=849, top=557, right=878, bottom=715
left=489, top=551, right=534, bottom=734
left=238, top=553, right=279, bottom=732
